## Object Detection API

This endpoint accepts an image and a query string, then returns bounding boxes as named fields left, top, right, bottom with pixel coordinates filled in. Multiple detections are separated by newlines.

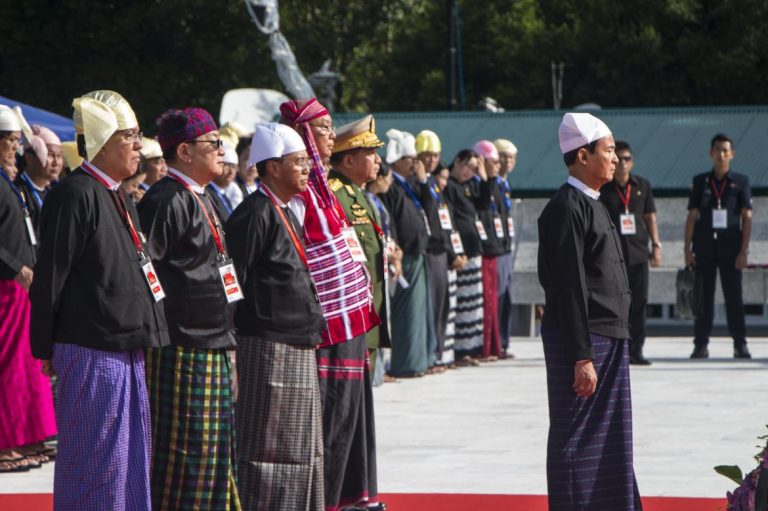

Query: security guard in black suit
left=600, top=141, right=662, bottom=366
left=684, top=133, right=753, bottom=359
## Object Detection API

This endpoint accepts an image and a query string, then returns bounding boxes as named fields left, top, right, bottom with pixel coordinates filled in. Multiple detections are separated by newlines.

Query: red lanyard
left=615, top=183, right=632, bottom=213
left=168, top=173, right=226, bottom=258
left=81, top=162, right=145, bottom=257
left=260, top=185, right=310, bottom=269
left=709, top=176, right=728, bottom=207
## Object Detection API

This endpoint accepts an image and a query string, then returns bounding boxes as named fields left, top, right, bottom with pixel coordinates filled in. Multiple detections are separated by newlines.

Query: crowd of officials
left=0, top=91, right=754, bottom=511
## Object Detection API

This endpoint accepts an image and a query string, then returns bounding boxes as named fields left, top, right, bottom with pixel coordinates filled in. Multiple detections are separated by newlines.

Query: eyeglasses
left=119, top=131, right=143, bottom=145
left=618, top=155, right=633, bottom=162
left=309, top=123, right=335, bottom=135
left=186, top=139, right=224, bottom=149
left=280, top=156, right=312, bottom=169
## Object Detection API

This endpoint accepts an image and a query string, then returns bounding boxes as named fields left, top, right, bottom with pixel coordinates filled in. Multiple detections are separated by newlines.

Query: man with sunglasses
left=137, top=107, right=241, bottom=510
left=599, top=140, right=661, bottom=365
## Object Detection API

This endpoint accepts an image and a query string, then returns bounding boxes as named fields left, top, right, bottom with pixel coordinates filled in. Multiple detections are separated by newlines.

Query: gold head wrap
left=61, top=141, right=84, bottom=170
left=415, top=130, right=441, bottom=154
left=72, top=90, right=138, bottom=160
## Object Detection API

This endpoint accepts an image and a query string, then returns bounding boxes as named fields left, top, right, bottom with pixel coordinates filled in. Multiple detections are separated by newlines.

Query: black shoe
left=734, top=345, right=752, bottom=359
left=690, top=346, right=709, bottom=359
left=630, top=354, right=652, bottom=366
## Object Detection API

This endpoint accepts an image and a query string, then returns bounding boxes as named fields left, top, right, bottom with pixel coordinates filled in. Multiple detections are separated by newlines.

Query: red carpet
left=0, top=493, right=726, bottom=510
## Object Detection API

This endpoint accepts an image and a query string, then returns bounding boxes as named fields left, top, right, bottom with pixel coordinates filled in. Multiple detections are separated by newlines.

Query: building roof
left=334, top=106, right=768, bottom=197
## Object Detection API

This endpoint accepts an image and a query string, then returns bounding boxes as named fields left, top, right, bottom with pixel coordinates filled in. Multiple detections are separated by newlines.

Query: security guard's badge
left=620, top=213, right=636, bottom=235
left=712, top=208, right=727, bottom=229
left=343, top=227, right=368, bottom=262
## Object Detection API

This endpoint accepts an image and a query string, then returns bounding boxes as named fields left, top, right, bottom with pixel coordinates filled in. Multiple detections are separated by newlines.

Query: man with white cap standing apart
left=226, top=123, right=327, bottom=511
left=537, top=113, right=641, bottom=510
left=30, top=90, right=170, bottom=510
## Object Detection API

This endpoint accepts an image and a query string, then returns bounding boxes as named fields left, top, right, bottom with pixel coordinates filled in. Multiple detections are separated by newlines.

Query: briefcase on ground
left=676, top=266, right=702, bottom=320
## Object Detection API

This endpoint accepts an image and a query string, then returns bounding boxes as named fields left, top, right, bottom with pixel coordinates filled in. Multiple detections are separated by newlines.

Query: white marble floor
left=2, top=336, right=767, bottom=499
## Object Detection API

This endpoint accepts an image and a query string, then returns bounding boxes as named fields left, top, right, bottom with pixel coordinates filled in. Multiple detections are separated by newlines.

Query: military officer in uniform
left=327, top=115, right=389, bottom=366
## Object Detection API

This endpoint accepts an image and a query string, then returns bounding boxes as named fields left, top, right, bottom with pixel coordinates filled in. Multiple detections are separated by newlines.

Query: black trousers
left=693, top=257, right=747, bottom=347
left=626, top=262, right=648, bottom=355
left=426, top=251, right=449, bottom=361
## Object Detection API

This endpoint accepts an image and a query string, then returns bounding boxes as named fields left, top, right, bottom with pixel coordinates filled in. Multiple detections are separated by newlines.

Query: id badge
left=450, top=232, right=465, bottom=254
left=218, top=260, right=244, bottom=303
left=438, top=206, right=453, bottom=230
left=343, top=227, right=368, bottom=262
left=619, top=213, right=637, bottom=235
left=494, top=216, right=504, bottom=238
left=140, top=258, right=166, bottom=302
left=24, top=214, right=38, bottom=246
left=712, top=208, right=727, bottom=229
left=507, top=217, right=515, bottom=238
left=475, top=220, right=488, bottom=240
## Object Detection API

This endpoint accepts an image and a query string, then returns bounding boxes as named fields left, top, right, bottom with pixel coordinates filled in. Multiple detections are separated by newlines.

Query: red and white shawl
left=280, top=98, right=379, bottom=347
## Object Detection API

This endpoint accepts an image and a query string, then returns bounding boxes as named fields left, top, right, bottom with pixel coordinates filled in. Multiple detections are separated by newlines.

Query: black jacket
left=442, top=177, right=483, bottom=258
left=538, top=183, right=631, bottom=361
left=421, top=176, right=456, bottom=262
left=30, top=168, right=170, bottom=359
left=0, top=169, right=35, bottom=280
left=378, top=173, right=429, bottom=256
left=225, top=189, right=326, bottom=345
left=14, top=172, right=48, bottom=240
left=475, top=177, right=510, bottom=257
left=688, top=170, right=752, bottom=261
left=138, top=177, right=236, bottom=350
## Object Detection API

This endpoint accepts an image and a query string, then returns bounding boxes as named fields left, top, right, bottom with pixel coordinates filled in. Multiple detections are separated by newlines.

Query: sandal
left=0, top=459, right=31, bottom=473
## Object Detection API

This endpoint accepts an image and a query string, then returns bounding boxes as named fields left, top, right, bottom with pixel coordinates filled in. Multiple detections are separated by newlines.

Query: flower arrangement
left=715, top=426, right=768, bottom=511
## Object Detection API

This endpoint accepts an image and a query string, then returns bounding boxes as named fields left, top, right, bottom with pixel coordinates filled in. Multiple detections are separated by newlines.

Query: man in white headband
left=30, top=90, right=169, bottom=510
left=225, top=123, right=327, bottom=511
left=137, top=137, right=167, bottom=192
left=0, top=105, right=58, bottom=474
left=537, top=112, right=641, bottom=510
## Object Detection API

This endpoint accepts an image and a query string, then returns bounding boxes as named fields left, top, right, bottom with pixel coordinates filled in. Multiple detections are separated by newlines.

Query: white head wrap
left=558, top=113, right=611, bottom=154
left=139, top=137, right=163, bottom=160
left=494, top=138, right=518, bottom=156
left=248, top=123, right=306, bottom=167
left=0, top=105, right=28, bottom=133
left=223, top=147, right=238, bottom=165
left=385, top=128, right=417, bottom=164
left=72, top=90, right=138, bottom=160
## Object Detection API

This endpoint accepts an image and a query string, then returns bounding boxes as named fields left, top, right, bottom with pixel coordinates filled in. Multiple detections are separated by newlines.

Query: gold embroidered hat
left=332, top=114, right=384, bottom=154
left=72, top=90, right=138, bottom=160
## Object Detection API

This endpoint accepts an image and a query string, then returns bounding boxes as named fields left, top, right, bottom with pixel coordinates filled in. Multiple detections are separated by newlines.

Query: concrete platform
left=2, top=336, right=766, bottom=500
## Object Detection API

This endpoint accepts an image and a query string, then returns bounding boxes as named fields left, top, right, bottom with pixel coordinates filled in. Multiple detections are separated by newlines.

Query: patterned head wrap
left=156, top=107, right=218, bottom=154
left=279, top=98, right=333, bottom=207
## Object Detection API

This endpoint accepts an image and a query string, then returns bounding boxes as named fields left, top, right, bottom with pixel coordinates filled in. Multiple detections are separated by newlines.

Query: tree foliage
left=1, top=0, right=767, bottom=130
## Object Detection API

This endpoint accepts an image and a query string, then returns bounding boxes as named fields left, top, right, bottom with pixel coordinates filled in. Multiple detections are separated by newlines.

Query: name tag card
left=475, top=220, right=488, bottom=240
left=218, top=261, right=244, bottom=303
left=494, top=216, right=504, bottom=238
left=140, top=258, right=166, bottom=302
left=619, top=213, right=637, bottom=235
left=507, top=217, right=515, bottom=238
left=438, top=206, right=453, bottom=230
left=712, top=209, right=727, bottom=229
left=450, top=232, right=465, bottom=254
left=343, top=227, right=368, bottom=262
left=24, top=215, right=38, bottom=246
